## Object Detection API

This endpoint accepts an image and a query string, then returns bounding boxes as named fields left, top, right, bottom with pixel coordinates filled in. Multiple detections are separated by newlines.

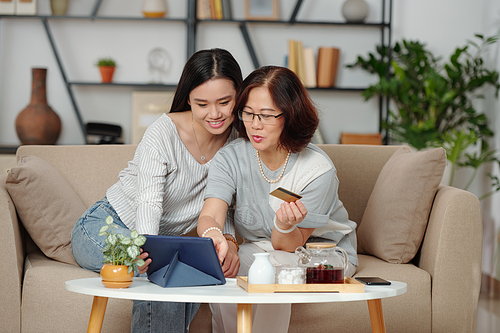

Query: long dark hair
left=170, top=48, right=243, bottom=112
left=233, top=66, right=319, bottom=153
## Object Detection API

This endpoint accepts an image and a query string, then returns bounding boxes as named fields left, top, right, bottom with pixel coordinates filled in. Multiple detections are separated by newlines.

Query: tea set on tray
left=247, top=242, right=348, bottom=285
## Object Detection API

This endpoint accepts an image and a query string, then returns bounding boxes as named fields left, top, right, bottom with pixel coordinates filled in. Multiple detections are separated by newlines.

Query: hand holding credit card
left=269, top=187, right=302, bottom=202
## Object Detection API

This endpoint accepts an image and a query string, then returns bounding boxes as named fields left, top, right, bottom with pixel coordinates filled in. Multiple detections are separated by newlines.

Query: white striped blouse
left=106, top=113, right=237, bottom=236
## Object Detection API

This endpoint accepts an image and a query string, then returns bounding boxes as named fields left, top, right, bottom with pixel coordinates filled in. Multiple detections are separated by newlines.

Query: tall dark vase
left=16, top=68, right=61, bottom=145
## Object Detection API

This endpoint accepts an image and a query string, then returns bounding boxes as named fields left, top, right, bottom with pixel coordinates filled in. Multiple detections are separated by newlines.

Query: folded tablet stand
left=148, top=250, right=223, bottom=288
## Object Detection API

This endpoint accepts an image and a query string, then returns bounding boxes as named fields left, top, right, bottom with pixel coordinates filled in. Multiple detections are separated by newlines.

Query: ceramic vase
left=248, top=253, right=275, bottom=284
left=100, top=264, right=134, bottom=288
left=142, top=0, right=167, bottom=18
left=99, top=66, right=115, bottom=83
left=342, top=0, right=369, bottom=23
left=15, top=68, right=61, bottom=145
left=50, top=0, right=68, bottom=16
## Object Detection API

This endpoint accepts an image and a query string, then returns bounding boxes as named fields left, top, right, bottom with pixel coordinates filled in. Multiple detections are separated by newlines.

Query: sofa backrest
left=317, top=144, right=405, bottom=224
left=17, top=144, right=138, bottom=208
left=16, top=143, right=403, bottom=226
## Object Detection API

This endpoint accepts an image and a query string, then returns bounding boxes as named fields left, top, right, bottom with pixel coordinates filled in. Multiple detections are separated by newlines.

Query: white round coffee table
left=66, top=277, right=407, bottom=333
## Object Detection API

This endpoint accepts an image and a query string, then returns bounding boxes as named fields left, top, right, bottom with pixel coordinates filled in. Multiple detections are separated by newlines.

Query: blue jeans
left=71, top=197, right=200, bottom=333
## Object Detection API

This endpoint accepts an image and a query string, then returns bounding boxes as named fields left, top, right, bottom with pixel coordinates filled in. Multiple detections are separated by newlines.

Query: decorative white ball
left=342, top=0, right=369, bottom=23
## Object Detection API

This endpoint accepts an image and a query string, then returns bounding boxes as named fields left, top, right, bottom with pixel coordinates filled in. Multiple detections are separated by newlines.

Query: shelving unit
left=0, top=0, right=392, bottom=144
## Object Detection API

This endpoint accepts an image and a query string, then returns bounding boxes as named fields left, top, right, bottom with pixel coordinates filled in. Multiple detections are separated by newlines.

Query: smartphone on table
left=355, top=277, right=391, bottom=285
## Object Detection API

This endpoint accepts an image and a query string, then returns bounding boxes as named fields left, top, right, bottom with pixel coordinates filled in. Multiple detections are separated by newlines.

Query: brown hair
left=233, top=66, right=319, bottom=153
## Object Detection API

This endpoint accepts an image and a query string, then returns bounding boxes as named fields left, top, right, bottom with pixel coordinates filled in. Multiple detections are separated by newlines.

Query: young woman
left=71, top=48, right=243, bottom=333
left=198, top=66, right=358, bottom=333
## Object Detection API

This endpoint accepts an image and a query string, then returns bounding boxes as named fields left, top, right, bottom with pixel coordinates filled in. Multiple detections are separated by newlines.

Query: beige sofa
left=1, top=144, right=482, bottom=333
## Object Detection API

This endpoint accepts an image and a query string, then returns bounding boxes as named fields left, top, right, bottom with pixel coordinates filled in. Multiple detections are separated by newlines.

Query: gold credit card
left=269, top=187, right=302, bottom=202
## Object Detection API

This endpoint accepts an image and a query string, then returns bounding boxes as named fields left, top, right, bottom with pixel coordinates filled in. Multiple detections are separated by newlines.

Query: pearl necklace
left=192, top=117, right=216, bottom=161
left=256, top=150, right=291, bottom=183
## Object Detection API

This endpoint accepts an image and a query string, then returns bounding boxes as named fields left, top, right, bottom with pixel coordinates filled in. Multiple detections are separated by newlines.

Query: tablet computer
left=142, top=235, right=226, bottom=288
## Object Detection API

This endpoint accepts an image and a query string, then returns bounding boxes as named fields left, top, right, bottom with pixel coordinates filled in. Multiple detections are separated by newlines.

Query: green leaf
left=105, top=215, right=113, bottom=225
left=134, top=235, right=147, bottom=246
left=106, top=234, right=117, bottom=246
left=98, top=225, right=109, bottom=236
left=127, top=245, right=140, bottom=259
left=118, top=234, right=132, bottom=245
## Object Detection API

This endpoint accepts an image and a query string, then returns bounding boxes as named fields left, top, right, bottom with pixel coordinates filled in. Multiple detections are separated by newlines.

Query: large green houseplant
left=348, top=35, right=500, bottom=198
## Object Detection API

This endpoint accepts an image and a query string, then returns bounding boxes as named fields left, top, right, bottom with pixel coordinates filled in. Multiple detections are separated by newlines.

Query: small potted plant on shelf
left=95, top=57, right=117, bottom=83
left=99, top=215, right=146, bottom=288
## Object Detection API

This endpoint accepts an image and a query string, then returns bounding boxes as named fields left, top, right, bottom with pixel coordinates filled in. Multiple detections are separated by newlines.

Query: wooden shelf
left=69, top=82, right=178, bottom=88
left=197, top=18, right=389, bottom=27
left=0, top=14, right=187, bottom=22
left=0, top=0, right=392, bottom=144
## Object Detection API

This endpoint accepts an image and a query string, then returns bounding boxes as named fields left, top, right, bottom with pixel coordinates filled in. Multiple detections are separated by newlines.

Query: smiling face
left=188, top=78, right=236, bottom=135
left=243, top=87, right=284, bottom=154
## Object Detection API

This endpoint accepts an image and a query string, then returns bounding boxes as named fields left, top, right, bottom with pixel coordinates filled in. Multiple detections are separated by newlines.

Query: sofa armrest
left=417, top=185, right=482, bottom=333
left=0, top=174, right=24, bottom=332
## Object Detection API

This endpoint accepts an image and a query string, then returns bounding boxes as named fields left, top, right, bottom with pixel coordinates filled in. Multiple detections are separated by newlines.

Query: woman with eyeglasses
left=197, top=65, right=358, bottom=333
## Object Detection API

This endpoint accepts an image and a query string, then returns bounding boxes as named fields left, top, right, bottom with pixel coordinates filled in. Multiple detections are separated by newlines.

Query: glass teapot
left=295, top=242, right=349, bottom=284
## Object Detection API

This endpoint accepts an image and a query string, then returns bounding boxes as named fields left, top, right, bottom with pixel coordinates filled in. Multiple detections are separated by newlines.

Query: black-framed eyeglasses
left=238, top=110, right=283, bottom=125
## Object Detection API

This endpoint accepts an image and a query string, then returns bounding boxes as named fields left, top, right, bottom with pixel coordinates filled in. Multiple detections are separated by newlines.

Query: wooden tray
left=236, top=276, right=365, bottom=293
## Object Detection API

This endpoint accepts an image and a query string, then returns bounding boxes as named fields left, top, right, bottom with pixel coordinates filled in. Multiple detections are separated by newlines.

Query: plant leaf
left=134, top=235, right=147, bottom=246
left=98, top=225, right=109, bottom=236
left=127, top=245, right=140, bottom=259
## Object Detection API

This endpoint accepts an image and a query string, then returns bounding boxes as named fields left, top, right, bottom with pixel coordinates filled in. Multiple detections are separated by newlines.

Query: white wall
left=2, top=0, right=500, bottom=275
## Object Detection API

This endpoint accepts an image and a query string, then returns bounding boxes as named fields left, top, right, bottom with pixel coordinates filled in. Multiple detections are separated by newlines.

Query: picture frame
left=245, top=0, right=279, bottom=21
left=131, top=91, right=174, bottom=144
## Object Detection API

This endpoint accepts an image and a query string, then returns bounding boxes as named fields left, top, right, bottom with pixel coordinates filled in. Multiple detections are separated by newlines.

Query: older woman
left=198, top=66, right=358, bottom=333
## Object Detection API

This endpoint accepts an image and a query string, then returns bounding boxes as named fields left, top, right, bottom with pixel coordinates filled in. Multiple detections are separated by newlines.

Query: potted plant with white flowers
left=99, top=215, right=146, bottom=288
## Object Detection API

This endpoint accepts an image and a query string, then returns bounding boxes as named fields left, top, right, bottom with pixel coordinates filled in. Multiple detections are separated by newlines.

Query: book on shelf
left=197, top=0, right=210, bottom=19
left=213, top=0, right=223, bottom=20
left=303, top=47, right=317, bottom=88
left=288, top=39, right=298, bottom=76
left=221, top=0, right=232, bottom=20
left=0, top=0, right=16, bottom=15
left=295, top=40, right=306, bottom=86
left=1, top=0, right=37, bottom=15
left=287, top=40, right=318, bottom=88
left=198, top=0, right=231, bottom=20
left=287, top=39, right=307, bottom=86
left=317, top=47, right=340, bottom=88
left=15, top=0, right=36, bottom=15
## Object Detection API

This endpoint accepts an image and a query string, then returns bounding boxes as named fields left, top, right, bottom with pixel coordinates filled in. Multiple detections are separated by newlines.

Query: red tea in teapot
left=306, top=264, right=344, bottom=284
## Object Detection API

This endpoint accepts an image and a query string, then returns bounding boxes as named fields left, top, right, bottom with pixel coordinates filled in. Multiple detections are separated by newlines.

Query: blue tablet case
left=142, top=235, right=226, bottom=288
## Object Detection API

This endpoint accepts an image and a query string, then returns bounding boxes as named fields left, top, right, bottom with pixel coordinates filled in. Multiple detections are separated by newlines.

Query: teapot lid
left=306, top=242, right=337, bottom=249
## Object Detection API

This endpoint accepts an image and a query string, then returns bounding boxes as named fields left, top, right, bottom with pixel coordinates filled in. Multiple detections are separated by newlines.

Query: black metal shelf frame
left=0, top=0, right=392, bottom=143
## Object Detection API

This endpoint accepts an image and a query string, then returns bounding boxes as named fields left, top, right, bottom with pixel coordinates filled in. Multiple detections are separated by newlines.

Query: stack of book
left=287, top=39, right=340, bottom=89
left=0, top=0, right=37, bottom=15
left=197, top=0, right=232, bottom=20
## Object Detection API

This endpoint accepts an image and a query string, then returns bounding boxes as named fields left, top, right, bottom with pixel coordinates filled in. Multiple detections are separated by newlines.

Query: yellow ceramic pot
left=100, top=264, right=134, bottom=288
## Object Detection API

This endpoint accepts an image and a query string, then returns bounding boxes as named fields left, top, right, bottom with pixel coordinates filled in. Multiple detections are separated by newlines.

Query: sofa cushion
left=5, top=155, right=85, bottom=266
left=357, top=147, right=446, bottom=264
